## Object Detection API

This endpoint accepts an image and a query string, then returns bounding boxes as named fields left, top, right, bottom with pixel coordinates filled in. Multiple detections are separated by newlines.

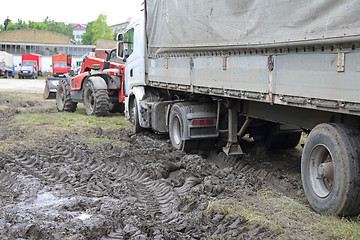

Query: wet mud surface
left=0, top=94, right=305, bottom=239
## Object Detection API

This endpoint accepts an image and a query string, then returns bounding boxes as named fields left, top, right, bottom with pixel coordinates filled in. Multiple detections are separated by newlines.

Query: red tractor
left=56, top=49, right=125, bottom=116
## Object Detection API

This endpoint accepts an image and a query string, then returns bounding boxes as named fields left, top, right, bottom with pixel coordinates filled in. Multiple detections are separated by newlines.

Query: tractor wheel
left=301, top=123, right=360, bottom=216
left=56, top=78, right=77, bottom=112
left=83, top=80, right=109, bottom=116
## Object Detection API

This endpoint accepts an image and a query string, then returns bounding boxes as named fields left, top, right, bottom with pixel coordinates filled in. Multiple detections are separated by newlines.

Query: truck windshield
left=22, top=61, right=36, bottom=67
left=54, top=62, right=67, bottom=68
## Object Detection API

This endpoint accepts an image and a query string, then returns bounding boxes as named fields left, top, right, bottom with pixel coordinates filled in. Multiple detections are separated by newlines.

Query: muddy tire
left=169, top=104, right=194, bottom=152
left=83, top=80, right=109, bottom=116
left=56, top=78, right=77, bottom=112
left=129, top=97, right=143, bottom=133
left=301, top=123, right=360, bottom=216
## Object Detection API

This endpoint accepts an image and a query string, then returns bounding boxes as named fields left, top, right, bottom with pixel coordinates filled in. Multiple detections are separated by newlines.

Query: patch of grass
left=13, top=105, right=131, bottom=134
left=0, top=105, right=10, bottom=110
left=205, top=190, right=360, bottom=239
left=1, top=92, right=35, bottom=101
left=0, top=102, right=132, bottom=152
left=83, top=137, right=129, bottom=148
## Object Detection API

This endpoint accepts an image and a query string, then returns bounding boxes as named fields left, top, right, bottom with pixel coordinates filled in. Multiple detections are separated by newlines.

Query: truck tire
left=169, top=104, right=194, bottom=152
left=301, top=123, right=360, bottom=216
left=56, top=78, right=77, bottom=112
left=83, top=80, right=109, bottom=116
left=129, top=97, right=143, bottom=133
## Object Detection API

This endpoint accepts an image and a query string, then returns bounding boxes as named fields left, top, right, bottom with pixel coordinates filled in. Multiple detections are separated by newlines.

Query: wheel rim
left=308, top=144, right=335, bottom=198
left=171, top=115, right=182, bottom=145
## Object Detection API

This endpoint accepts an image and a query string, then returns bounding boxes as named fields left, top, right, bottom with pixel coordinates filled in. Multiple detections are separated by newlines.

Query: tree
left=81, top=21, right=94, bottom=45
left=82, top=14, right=113, bottom=45
left=4, top=17, right=11, bottom=30
left=6, top=19, right=27, bottom=30
left=2, top=17, right=73, bottom=39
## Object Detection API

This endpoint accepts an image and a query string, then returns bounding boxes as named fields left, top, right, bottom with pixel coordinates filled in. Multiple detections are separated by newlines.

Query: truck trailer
left=0, top=51, right=14, bottom=78
left=117, top=0, right=360, bottom=216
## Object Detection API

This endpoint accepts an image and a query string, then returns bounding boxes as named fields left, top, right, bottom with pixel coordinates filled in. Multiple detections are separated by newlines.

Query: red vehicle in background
left=21, top=54, right=42, bottom=76
left=55, top=48, right=126, bottom=115
left=52, top=53, right=72, bottom=77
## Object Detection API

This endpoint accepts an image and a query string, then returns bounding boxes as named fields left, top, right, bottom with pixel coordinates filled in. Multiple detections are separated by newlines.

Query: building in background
left=73, top=24, right=86, bottom=43
left=111, top=18, right=131, bottom=34
left=0, top=29, right=95, bottom=73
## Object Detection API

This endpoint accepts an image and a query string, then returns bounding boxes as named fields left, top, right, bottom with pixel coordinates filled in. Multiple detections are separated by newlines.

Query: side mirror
left=116, top=42, right=126, bottom=62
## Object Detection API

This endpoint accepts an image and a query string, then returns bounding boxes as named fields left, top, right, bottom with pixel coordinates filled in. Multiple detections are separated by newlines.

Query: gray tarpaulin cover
left=146, top=0, right=360, bottom=55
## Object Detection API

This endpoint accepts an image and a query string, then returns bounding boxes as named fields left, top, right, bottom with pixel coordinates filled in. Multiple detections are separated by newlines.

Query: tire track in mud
left=6, top=139, right=186, bottom=239
left=1, top=131, right=279, bottom=239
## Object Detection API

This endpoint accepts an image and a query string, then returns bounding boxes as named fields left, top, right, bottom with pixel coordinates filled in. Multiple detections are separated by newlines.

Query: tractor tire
left=56, top=78, right=77, bottom=112
left=83, top=80, right=109, bottom=116
left=301, top=123, right=360, bottom=216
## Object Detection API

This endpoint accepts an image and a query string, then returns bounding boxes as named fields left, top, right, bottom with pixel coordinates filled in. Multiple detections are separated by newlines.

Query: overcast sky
left=2, top=0, right=141, bottom=26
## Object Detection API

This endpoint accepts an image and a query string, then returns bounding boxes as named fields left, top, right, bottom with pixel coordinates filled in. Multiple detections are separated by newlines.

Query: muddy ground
left=0, top=91, right=356, bottom=239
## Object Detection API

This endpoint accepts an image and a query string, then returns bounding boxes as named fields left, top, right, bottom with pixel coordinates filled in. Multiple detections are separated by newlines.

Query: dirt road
left=0, top=80, right=359, bottom=239
left=0, top=78, right=44, bottom=92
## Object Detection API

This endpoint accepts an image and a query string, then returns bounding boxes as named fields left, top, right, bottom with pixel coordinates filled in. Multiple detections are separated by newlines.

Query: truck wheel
left=129, top=97, right=143, bottom=133
left=83, top=80, right=109, bottom=116
left=301, top=123, right=360, bottom=216
left=56, top=78, right=77, bottom=112
left=169, top=104, right=194, bottom=152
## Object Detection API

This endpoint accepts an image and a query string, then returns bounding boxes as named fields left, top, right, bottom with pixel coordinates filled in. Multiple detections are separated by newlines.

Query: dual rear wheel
left=301, top=123, right=360, bottom=216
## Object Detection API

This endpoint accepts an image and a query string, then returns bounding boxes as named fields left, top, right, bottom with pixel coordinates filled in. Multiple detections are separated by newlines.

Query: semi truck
left=117, top=0, right=360, bottom=216
left=0, top=51, right=14, bottom=78
left=51, top=53, right=72, bottom=77
left=21, top=54, right=42, bottom=76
